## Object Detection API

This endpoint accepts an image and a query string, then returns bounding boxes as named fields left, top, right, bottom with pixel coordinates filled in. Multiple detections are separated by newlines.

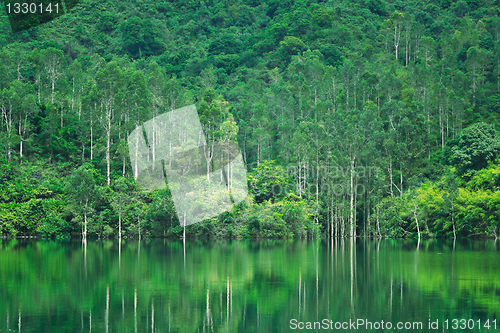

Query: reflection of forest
left=0, top=239, right=498, bottom=332
left=396, top=239, right=500, bottom=320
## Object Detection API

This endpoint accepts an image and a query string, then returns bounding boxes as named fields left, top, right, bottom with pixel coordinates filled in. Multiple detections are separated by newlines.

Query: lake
left=0, top=238, right=499, bottom=332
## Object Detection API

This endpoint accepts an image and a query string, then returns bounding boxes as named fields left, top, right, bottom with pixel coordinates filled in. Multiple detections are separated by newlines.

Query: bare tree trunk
left=106, top=116, right=111, bottom=186
left=204, top=140, right=214, bottom=183
left=51, top=80, right=55, bottom=104
left=376, top=204, right=381, bottom=238
left=412, top=197, right=420, bottom=241
left=183, top=212, right=186, bottom=239
left=298, top=153, right=302, bottom=197
left=134, top=133, right=139, bottom=179
left=394, top=22, right=401, bottom=60
left=452, top=197, right=456, bottom=240
left=90, top=107, right=94, bottom=160
left=399, top=163, right=403, bottom=197
left=350, top=157, right=355, bottom=238
left=316, top=150, right=319, bottom=207
left=118, top=211, right=122, bottom=241
left=152, top=116, right=156, bottom=170
left=72, top=77, right=75, bottom=114
left=405, top=27, right=409, bottom=66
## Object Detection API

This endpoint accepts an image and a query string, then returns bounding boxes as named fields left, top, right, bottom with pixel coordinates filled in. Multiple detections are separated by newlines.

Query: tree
left=390, top=11, right=404, bottom=60
left=9, top=80, right=38, bottom=158
left=95, top=61, right=125, bottom=185
left=279, top=36, right=305, bottom=55
left=120, top=17, right=166, bottom=58
left=40, top=47, right=65, bottom=105
left=0, top=89, right=15, bottom=162
left=68, top=59, right=83, bottom=118
left=199, top=94, right=230, bottom=183
left=248, top=160, right=292, bottom=203
left=68, top=164, right=96, bottom=239
left=451, top=122, right=500, bottom=176
left=219, top=113, right=239, bottom=191
left=442, top=170, right=459, bottom=239
left=320, top=45, right=343, bottom=68
left=419, top=36, right=436, bottom=67
left=111, top=177, right=129, bottom=240
left=366, top=0, right=387, bottom=15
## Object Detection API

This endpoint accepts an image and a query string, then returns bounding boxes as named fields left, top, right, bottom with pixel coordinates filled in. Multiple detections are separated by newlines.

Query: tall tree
left=40, top=47, right=65, bottom=105
left=95, top=61, right=125, bottom=185
left=68, top=164, right=96, bottom=239
left=111, top=177, right=129, bottom=240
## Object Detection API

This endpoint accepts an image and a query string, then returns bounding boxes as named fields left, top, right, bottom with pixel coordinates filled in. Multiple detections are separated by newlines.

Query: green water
left=0, top=239, right=499, bottom=332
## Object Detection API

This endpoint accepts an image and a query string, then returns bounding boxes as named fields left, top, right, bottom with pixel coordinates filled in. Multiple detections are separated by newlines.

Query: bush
left=37, top=211, right=70, bottom=238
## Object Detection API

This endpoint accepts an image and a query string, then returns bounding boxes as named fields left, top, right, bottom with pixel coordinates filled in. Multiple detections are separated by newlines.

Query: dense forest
left=0, top=0, right=499, bottom=239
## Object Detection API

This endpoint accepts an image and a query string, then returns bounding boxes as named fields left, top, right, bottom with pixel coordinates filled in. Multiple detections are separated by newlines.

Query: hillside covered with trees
left=0, top=0, right=499, bottom=239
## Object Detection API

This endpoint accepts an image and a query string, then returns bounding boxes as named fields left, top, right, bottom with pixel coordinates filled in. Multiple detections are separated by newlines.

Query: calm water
left=0, top=239, right=499, bottom=332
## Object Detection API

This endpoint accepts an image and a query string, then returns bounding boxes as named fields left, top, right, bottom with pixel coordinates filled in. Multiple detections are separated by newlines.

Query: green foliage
left=248, top=160, right=293, bottom=203
left=241, top=192, right=317, bottom=238
left=214, top=53, right=240, bottom=74
left=451, top=122, right=500, bottom=176
left=319, top=44, right=343, bottom=67
left=0, top=202, right=22, bottom=236
left=37, top=206, right=69, bottom=238
left=208, top=34, right=242, bottom=55
left=373, top=196, right=409, bottom=238
left=372, top=161, right=500, bottom=239
left=96, top=12, right=118, bottom=33
left=486, top=94, right=500, bottom=128
left=119, top=17, right=166, bottom=58
left=365, top=0, right=387, bottom=16
left=279, top=36, right=305, bottom=55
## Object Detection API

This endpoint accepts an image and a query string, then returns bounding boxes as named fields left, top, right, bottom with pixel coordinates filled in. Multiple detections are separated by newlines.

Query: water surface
left=1, top=238, right=499, bottom=332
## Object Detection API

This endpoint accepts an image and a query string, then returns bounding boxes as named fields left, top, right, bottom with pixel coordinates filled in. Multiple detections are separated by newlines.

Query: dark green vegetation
left=0, top=0, right=500, bottom=238
left=1, top=239, right=499, bottom=332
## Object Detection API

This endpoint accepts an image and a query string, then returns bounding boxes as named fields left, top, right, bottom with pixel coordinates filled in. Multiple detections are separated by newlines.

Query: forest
left=0, top=0, right=499, bottom=239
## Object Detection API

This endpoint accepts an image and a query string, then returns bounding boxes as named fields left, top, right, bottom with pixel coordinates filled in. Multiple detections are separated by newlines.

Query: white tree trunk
left=106, top=118, right=111, bottom=186
left=90, top=113, right=93, bottom=160
left=84, top=199, right=88, bottom=239
left=119, top=211, right=122, bottom=241
left=413, top=198, right=420, bottom=241
left=350, top=157, right=355, bottom=238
